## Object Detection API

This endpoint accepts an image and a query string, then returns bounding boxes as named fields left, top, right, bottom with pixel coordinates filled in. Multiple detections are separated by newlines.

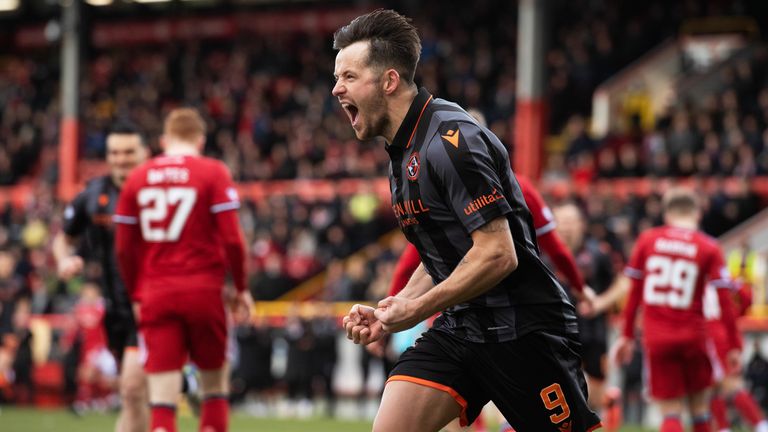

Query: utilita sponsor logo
left=464, top=188, right=505, bottom=215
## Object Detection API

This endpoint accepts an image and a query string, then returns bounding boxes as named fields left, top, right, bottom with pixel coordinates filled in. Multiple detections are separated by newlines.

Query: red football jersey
left=517, top=175, right=585, bottom=291
left=623, top=225, right=732, bottom=344
left=705, top=280, right=749, bottom=351
left=516, top=175, right=556, bottom=237
left=75, top=300, right=107, bottom=354
left=114, top=154, right=242, bottom=299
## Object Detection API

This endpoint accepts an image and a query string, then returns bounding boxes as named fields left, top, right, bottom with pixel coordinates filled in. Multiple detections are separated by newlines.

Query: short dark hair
left=333, top=9, right=421, bottom=84
left=662, top=187, right=700, bottom=215
left=108, top=120, right=145, bottom=145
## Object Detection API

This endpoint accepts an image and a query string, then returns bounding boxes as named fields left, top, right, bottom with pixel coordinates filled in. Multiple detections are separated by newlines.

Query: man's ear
left=383, top=69, right=401, bottom=95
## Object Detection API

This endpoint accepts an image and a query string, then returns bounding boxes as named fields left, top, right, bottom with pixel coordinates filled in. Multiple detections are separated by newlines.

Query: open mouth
left=342, top=103, right=359, bottom=126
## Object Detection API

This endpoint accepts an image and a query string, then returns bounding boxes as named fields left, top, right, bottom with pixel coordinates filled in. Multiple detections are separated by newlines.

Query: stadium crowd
left=562, top=48, right=768, bottom=180
left=4, top=0, right=768, bottom=185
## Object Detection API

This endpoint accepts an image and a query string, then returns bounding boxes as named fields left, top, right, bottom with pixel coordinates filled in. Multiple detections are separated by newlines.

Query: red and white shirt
left=622, top=225, right=740, bottom=349
left=114, top=154, right=246, bottom=301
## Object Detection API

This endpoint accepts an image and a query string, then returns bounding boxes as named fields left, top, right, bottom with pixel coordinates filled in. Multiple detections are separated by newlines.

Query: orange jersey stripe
left=405, top=96, right=433, bottom=149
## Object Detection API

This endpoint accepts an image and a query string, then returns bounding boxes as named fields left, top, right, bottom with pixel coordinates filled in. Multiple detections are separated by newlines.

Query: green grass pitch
left=0, top=407, right=654, bottom=432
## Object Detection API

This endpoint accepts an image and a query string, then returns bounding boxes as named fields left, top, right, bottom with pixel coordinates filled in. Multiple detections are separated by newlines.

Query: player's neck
left=110, top=174, right=124, bottom=189
left=383, top=86, right=419, bottom=144
left=163, top=145, right=199, bottom=157
left=665, top=217, right=698, bottom=230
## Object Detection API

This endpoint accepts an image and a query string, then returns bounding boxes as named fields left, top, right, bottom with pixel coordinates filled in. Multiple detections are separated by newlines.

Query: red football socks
left=711, top=394, right=731, bottom=430
left=200, top=395, right=229, bottom=432
left=660, top=415, right=684, bottom=432
left=150, top=404, right=177, bottom=432
left=733, top=390, right=765, bottom=426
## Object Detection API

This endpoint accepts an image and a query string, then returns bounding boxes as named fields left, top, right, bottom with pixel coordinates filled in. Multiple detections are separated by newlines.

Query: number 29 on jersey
left=643, top=255, right=699, bottom=309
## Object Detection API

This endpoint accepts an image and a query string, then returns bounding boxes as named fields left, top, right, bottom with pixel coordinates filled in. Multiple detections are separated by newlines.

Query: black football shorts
left=388, top=328, right=602, bottom=432
left=104, top=309, right=139, bottom=363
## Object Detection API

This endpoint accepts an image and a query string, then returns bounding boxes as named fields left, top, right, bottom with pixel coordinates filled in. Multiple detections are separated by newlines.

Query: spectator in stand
left=311, top=303, right=339, bottom=417
left=284, top=307, right=315, bottom=418
left=565, top=115, right=599, bottom=164
left=0, top=249, right=25, bottom=338
left=250, top=252, right=294, bottom=301
left=8, top=298, right=33, bottom=404
left=231, top=314, right=274, bottom=415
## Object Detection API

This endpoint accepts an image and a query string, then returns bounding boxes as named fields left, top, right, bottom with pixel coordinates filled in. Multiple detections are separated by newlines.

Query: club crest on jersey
left=407, top=153, right=420, bottom=181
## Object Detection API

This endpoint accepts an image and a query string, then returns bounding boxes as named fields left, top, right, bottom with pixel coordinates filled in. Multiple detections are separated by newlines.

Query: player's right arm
left=613, top=234, right=647, bottom=364
left=350, top=257, right=434, bottom=346
left=392, top=260, right=434, bottom=299
left=113, top=175, right=142, bottom=302
left=54, top=191, right=90, bottom=280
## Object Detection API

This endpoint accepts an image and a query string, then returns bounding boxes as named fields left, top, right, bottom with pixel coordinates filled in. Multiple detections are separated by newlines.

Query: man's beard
left=358, top=89, right=389, bottom=141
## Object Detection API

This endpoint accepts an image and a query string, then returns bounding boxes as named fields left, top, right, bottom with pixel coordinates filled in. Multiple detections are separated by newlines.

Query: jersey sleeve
left=621, top=234, right=648, bottom=339
left=708, top=242, right=742, bottom=349
left=113, top=176, right=139, bottom=226
left=624, top=233, right=648, bottom=280
left=427, top=121, right=513, bottom=233
left=113, top=176, right=142, bottom=300
left=517, top=176, right=556, bottom=236
left=707, top=245, right=732, bottom=290
left=62, top=190, right=90, bottom=236
left=210, top=162, right=247, bottom=293
left=210, top=163, right=240, bottom=214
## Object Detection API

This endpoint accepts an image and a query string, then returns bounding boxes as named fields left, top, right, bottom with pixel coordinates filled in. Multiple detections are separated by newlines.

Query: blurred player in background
left=71, top=282, right=118, bottom=413
left=553, top=202, right=625, bottom=430
left=114, top=108, right=251, bottom=432
left=613, top=187, right=742, bottom=432
left=52, top=123, right=149, bottom=432
left=335, top=10, right=600, bottom=432
left=705, top=281, right=768, bottom=432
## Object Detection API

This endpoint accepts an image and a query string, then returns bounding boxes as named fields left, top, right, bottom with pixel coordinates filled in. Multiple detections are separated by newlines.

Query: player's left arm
left=216, top=211, right=247, bottom=293
left=425, top=216, right=517, bottom=305
left=611, top=235, right=646, bottom=365
left=710, top=246, right=743, bottom=353
left=210, top=163, right=251, bottom=322
left=114, top=177, right=142, bottom=302
left=210, top=164, right=247, bottom=293
left=376, top=217, right=517, bottom=332
left=375, top=122, right=518, bottom=332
